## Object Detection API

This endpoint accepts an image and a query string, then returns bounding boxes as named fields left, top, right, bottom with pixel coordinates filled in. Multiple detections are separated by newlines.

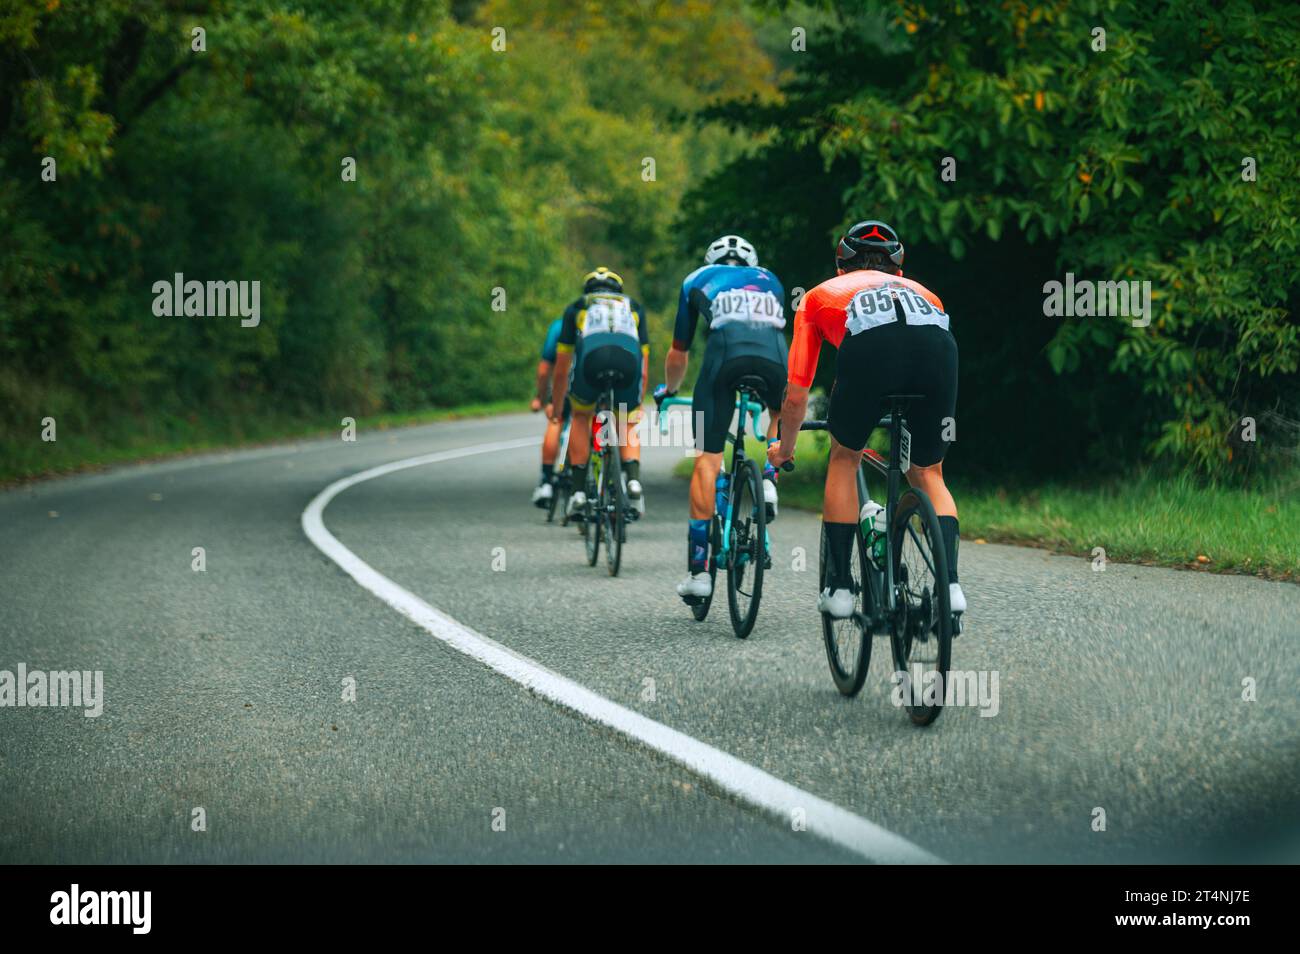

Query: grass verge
left=1, top=399, right=523, bottom=487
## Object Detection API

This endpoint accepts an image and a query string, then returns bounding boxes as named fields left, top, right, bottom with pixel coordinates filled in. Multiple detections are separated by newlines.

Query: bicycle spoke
left=905, top=519, right=938, bottom=579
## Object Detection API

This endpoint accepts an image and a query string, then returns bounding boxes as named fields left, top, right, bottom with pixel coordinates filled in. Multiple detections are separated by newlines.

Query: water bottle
left=715, top=473, right=731, bottom=518
left=860, top=500, right=887, bottom=566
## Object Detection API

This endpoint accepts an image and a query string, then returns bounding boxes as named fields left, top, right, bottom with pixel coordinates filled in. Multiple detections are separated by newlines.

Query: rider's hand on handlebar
left=767, top=439, right=793, bottom=471
left=529, top=397, right=543, bottom=413
left=653, top=384, right=675, bottom=410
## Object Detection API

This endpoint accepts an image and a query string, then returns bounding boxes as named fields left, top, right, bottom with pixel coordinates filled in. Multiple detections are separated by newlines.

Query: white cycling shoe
left=763, top=478, right=778, bottom=520
left=566, top=490, right=587, bottom=517
left=949, top=582, right=967, bottom=615
left=817, top=587, right=855, bottom=619
left=677, top=572, right=712, bottom=599
left=626, top=478, right=645, bottom=516
left=531, top=482, right=553, bottom=507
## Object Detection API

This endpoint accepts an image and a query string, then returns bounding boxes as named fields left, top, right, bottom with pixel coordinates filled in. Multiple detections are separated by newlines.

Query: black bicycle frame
left=855, top=411, right=906, bottom=625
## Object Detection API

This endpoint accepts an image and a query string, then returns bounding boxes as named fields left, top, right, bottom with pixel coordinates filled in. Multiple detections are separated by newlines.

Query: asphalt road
left=2, top=412, right=1298, bottom=863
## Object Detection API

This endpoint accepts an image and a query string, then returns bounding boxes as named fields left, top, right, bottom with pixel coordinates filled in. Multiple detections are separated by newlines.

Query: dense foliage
left=3, top=0, right=1297, bottom=482
left=0, top=0, right=769, bottom=470
left=684, top=0, right=1300, bottom=478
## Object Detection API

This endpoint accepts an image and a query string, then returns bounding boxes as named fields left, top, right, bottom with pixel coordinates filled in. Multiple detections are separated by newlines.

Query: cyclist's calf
left=905, top=460, right=956, bottom=518
left=689, top=452, right=725, bottom=521
left=824, top=439, right=864, bottom=523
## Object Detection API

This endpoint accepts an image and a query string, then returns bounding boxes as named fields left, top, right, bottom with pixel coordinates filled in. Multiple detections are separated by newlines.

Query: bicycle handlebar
left=656, top=394, right=763, bottom=437
left=778, top=416, right=899, bottom=471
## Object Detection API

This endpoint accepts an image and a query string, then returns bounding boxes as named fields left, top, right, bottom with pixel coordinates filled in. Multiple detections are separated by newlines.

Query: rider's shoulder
left=681, top=264, right=713, bottom=287
left=811, top=270, right=940, bottom=301
left=804, top=270, right=868, bottom=304
left=894, top=274, right=944, bottom=309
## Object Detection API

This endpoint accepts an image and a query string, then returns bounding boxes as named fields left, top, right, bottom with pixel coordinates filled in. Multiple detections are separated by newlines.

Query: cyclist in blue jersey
left=654, top=235, right=788, bottom=601
left=550, top=267, right=650, bottom=518
left=530, top=316, right=569, bottom=508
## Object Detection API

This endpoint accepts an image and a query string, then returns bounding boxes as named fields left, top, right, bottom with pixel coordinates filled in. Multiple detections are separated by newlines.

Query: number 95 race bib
left=845, top=283, right=949, bottom=335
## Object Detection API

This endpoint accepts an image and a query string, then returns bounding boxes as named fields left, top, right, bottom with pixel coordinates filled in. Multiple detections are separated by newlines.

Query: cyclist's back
left=771, top=220, right=965, bottom=620
left=673, top=260, right=788, bottom=456
left=659, top=235, right=788, bottom=601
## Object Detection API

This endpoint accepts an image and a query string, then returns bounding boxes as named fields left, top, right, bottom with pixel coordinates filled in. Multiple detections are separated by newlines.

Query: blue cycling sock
left=688, top=518, right=710, bottom=573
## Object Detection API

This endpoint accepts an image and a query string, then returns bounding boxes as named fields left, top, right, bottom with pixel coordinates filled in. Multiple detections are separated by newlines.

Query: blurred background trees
left=2, top=0, right=1296, bottom=482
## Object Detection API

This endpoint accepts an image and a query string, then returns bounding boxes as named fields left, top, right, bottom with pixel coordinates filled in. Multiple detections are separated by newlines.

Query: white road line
left=302, top=436, right=941, bottom=864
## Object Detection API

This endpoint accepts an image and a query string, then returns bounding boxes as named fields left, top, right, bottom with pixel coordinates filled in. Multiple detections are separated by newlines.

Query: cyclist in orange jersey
left=768, top=220, right=966, bottom=620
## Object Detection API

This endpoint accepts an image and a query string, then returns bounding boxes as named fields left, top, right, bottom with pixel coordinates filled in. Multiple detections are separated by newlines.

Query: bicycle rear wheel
left=604, top=448, right=625, bottom=577
left=726, top=459, right=765, bottom=638
left=583, top=458, right=601, bottom=566
left=888, top=487, right=952, bottom=726
left=820, top=523, right=871, bottom=696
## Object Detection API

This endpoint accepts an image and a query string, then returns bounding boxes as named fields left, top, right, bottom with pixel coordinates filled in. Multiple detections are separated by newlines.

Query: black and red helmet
left=835, top=220, right=904, bottom=270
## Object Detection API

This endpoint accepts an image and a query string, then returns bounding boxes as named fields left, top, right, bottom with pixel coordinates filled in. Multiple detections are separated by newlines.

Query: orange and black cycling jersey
left=787, top=270, right=948, bottom=388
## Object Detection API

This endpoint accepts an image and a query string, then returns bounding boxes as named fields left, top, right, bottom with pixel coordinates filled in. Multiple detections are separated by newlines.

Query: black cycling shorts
left=694, top=354, right=786, bottom=455
left=828, top=320, right=957, bottom=466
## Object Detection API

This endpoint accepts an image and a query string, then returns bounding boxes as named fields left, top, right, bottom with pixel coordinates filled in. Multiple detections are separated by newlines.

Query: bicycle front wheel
left=888, top=487, right=952, bottom=726
left=820, top=523, right=870, bottom=696
left=726, top=459, right=766, bottom=638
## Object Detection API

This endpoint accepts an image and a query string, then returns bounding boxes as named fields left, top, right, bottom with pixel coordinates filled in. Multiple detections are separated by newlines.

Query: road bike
left=659, top=379, right=771, bottom=638
left=789, top=394, right=954, bottom=725
left=581, top=370, right=639, bottom=577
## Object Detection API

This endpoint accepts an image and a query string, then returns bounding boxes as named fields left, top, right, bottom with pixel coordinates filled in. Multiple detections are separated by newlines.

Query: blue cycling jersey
left=671, top=264, right=786, bottom=351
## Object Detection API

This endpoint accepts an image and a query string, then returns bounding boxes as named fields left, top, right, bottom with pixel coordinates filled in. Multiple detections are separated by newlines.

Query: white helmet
left=704, top=234, right=758, bottom=267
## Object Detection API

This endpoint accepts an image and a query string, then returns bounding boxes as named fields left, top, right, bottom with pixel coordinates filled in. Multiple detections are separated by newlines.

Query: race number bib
left=845, top=283, right=949, bottom=335
left=581, top=295, right=638, bottom=339
left=710, top=288, right=786, bottom=330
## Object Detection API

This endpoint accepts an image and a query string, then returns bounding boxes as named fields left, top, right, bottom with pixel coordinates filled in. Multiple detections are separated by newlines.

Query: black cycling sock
left=823, top=522, right=856, bottom=590
left=571, top=464, right=587, bottom=493
left=541, top=463, right=554, bottom=481
left=938, top=515, right=959, bottom=584
left=623, top=459, right=640, bottom=483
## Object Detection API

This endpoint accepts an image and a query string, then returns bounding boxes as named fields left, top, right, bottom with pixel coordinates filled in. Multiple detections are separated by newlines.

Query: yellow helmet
left=583, top=266, right=624, bottom=294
